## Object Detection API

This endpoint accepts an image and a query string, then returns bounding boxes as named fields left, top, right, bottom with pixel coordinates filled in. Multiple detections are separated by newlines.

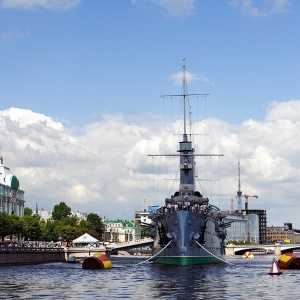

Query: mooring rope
left=194, top=240, right=232, bottom=265
left=132, top=239, right=173, bottom=266
left=121, top=239, right=173, bottom=268
left=113, top=239, right=233, bottom=268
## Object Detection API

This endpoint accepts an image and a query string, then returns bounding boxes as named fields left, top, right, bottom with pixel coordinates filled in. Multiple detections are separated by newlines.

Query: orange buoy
left=242, top=251, right=254, bottom=259
left=268, top=259, right=282, bottom=275
left=82, top=253, right=112, bottom=269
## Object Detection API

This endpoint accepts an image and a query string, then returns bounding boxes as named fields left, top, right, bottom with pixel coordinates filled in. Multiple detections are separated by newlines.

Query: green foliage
left=141, top=226, right=151, bottom=239
left=24, top=207, right=33, bottom=216
left=52, top=202, right=71, bottom=221
left=41, top=220, right=58, bottom=242
left=78, top=219, right=93, bottom=234
left=22, top=215, right=42, bottom=241
left=59, top=225, right=78, bottom=246
left=0, top=212, right=12, bottom=241
left=87, top=213, right=106, bottom=238
left=3, top=203, right=107, bottom=246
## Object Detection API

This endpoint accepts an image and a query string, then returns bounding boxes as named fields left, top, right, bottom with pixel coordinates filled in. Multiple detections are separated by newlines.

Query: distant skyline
left=1, top=0, right=300, bottom=227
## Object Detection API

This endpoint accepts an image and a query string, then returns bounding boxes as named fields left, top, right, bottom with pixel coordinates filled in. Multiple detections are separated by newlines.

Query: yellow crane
left=243, top=194, right=258, bottom=210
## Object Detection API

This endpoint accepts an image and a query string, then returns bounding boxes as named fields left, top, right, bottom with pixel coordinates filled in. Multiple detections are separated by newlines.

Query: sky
left=1, top=0, right=300, bottom=227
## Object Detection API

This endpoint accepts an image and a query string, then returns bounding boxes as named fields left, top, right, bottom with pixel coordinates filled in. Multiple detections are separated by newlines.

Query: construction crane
left=209, top=161, right=258, bottom=211
left=243, top=194, right=258, bottom=210
left=237, top=161, right=258, bottom=211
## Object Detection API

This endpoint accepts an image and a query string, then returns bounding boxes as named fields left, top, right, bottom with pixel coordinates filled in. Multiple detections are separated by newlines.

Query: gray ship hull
left=150, top=207, right=227, bottom=266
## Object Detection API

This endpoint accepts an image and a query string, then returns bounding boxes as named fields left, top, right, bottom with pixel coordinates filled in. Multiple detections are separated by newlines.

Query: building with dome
left=104, top=219, right=141, bottom=243
left=0, top=156, right=25, bottom=216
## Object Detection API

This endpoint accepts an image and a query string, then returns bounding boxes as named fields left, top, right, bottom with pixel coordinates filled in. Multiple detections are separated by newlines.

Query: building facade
left=266, top=223, right=299, bottom=244
left=245, top=209, right=267, bottom=244
left=0, top=157, right=25, bottom=217
left=135, top=204, right=160, bottom=225
left=36, top=209, right=87, bottom=222
left=104, top=219, right=141, bottom=243
left=224, top=209, right=267, bottom=244
left=224, top=212, right=248, bottom=242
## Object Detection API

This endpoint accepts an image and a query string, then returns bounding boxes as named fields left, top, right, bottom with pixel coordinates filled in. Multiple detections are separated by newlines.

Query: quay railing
left=0, top=246, right=65, bottom=253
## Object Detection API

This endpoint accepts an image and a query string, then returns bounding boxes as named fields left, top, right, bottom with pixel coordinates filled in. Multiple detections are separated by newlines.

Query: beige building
left=104, top=219, right=141, bottom=243
left=266, top=225, right=295, bottom=243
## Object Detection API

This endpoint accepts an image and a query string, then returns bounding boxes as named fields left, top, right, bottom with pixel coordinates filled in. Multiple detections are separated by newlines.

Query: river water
left=0, top=255, right=299, bottom=299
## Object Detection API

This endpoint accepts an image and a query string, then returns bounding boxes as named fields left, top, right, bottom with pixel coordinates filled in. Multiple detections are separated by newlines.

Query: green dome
left=6, top=174, right=19, bottom=190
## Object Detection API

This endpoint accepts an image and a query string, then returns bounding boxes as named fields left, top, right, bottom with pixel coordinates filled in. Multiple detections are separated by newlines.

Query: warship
left=148, top=61, right=230, bottom=266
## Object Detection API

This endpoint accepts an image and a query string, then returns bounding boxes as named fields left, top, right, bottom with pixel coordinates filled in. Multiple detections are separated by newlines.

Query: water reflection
left=0, top=256, right=300, bottom=299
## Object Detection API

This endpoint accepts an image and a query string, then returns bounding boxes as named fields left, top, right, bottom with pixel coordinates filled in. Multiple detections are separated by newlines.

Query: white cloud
left=154, top=0, right=196, bottom=18
left=266, top=100, right=300, bottom=123
left=0, top=0, right=81, bottom=11
left=1, top=100, right=300, bottom=227
left=228, top=0, right=290, bottom=17
left=1, top=27, right=30, bottom=40
left=170, top=71, right=213, bottom=86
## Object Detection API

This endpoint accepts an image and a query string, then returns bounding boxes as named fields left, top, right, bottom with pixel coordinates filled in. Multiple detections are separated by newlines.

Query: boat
left=148, top=60, right=230, bottom=266
left=277, top=252, right=300, bottom=269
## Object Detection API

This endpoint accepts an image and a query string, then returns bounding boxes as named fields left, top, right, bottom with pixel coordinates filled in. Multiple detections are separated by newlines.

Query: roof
left=73, top=233, right=99, bottom=244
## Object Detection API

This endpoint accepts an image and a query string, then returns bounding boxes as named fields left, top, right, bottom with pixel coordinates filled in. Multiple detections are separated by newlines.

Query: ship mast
left=182, top=59, right=188, bottom=142
left=148, top=60, right=222, bottom=198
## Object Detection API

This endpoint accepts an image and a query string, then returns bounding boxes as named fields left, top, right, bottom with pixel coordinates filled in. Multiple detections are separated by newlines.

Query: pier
left=0, top=246, right=65, bottom=265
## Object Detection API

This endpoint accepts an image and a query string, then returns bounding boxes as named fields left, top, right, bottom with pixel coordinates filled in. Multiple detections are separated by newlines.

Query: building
left=248, top=213, right=260, bottom=244
left=104, top=219, right=141, bottom=243
left=135, top=204, right=160, bottom=225
left=36, top=209, right=87, bottom=222
left=267, top=223, right=298, bottom=244
left=224, top=212, right=248, bottom=242
left=245, top=209, right=267, bottom=244
left=0, top=156, right=25, bottom=217
left=224, top=209, right=267, bottom=244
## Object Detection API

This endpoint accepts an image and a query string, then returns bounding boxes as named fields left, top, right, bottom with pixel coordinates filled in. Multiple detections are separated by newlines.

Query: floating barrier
left=268, top=259, right=282, bottom=275
left=242, top=251, right=254, bottom=259
left=82, top=253, right=112, bottom=269
left=277, top=252, right=300, bottom=269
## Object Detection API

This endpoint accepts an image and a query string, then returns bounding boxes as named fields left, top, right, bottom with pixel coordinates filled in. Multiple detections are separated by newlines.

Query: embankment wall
left=0, top=248, right=65, bottom=265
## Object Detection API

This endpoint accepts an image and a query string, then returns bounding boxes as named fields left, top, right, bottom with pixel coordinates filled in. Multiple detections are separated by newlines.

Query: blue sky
left=2, top=0, right=300, bottom=125
left=1, top=0, right=300, bottom=228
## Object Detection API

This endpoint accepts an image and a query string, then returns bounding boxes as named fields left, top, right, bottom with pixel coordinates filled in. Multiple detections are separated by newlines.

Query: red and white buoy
left=268, top=259, right=282, bottom=275
left=242, top=251, right=254, bottom=259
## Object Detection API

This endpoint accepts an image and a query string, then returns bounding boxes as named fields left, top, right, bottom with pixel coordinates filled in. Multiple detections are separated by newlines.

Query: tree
left=141, top=226, right=151, bottom=239
left=40, top=220, right=58, bottom=242
left=0, top=212, right=11, bottom=243
left=86, top=213, right=106, bottom=240
left=52, top=202, right=71, bottom=221
left=22, top=215, right=42, bottom=241
left=60, top=216, right=78, bottom=227
left=10, top=214, right=26, bottom=242
left=78, top=219, right=93, bottom=235
left=24, top=207, right=33, bottom=216
left=59, top=225, right=78, bottom=247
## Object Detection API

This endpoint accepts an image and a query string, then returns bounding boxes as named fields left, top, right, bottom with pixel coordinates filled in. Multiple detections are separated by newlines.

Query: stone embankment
left=0, top=247, right=65, bottom=265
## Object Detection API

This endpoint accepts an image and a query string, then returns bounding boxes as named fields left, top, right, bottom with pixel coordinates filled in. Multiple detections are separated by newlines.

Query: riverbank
left=0, top=247, right=65, bottom=265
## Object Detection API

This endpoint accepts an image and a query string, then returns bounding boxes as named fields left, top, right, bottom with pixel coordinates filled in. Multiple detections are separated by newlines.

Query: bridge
left=226, top=243, right=300, bottom=256
left=106, top=238, right=154, bottom=253
left=108, top=239, right=300, bottom=256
